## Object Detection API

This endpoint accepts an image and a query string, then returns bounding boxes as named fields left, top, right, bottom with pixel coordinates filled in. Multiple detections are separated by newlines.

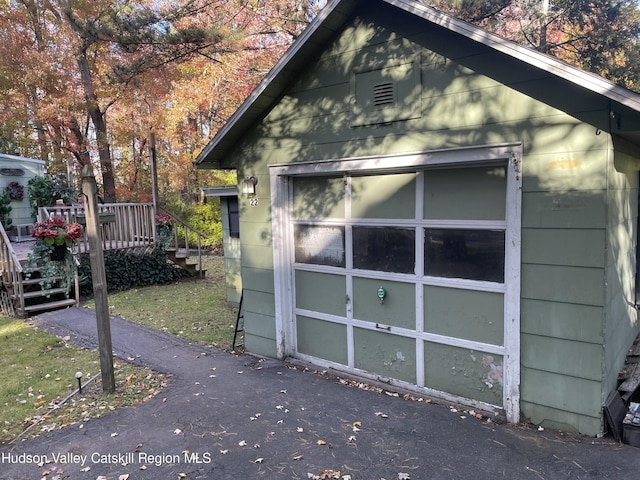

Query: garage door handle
left=375, top=323, right=391, bottom=331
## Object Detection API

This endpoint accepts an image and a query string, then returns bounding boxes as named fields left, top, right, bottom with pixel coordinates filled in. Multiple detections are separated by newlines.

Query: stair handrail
left=157, top=206, right=205, bottom=277
left=0, top=223, right=24, bottom=273
left=0, top=222, right=25, bottom=314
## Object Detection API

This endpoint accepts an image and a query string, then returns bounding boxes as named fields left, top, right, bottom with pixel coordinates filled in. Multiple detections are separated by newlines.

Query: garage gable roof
left=195, top=0, right=640, bottom=168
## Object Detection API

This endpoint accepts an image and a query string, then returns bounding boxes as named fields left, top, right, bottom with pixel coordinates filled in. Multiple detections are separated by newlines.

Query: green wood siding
left=220, top=197, right=242, bottom=306
left=603, top=150, right=640, bottom=400
left=229, top=3, right=640, bottom=435
left=238, top=193, right=277, bottom=357
left=521, top=369, right=603, bottom=434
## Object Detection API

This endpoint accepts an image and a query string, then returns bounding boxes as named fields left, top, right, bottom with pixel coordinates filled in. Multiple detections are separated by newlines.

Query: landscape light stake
left=75, top=371, right=83, bottom=393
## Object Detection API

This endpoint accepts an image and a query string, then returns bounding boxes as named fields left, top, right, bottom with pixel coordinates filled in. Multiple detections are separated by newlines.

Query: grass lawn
left=0, top=316, right=166, bottom=444
left=81, top=254, right=239, bottom=349
left=1, top=254, right=236, bottom=445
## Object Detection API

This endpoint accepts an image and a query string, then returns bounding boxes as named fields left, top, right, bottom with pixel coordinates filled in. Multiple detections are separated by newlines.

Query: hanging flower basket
left=6, top=181, right=24, bottom=201
left=30, top=216, right=83, bottom=261
left=49, top=244, right=67, bottom=261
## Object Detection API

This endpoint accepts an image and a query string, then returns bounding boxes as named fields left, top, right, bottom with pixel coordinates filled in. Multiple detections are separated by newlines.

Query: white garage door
left=271, top=145, right=522, bottom=421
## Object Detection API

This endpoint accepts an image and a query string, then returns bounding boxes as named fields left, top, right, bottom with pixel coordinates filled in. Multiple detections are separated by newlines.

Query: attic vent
left=351, top=60, right=421, bottom=126
left=373, top=82, right=395, bottom=107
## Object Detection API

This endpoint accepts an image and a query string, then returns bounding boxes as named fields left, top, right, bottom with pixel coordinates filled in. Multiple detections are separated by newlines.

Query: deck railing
left=40, top=203, right=204, bottom=276
left=39, top=203, right=156, bottom=252
left=0, top=222, right=24, bottom=314
left=158, top=206, right=205, bottom=277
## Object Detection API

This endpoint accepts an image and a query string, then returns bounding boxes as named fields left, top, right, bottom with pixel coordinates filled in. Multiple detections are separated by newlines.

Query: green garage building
left=195, top=0, right=640, bottom=436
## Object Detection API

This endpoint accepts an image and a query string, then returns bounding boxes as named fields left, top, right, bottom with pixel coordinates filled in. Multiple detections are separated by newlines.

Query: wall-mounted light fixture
left=242, top=176, right=258, bottom=197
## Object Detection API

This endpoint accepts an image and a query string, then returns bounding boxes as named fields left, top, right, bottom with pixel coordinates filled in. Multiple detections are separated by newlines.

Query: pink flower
left=31, top=217, right=83, bottom=247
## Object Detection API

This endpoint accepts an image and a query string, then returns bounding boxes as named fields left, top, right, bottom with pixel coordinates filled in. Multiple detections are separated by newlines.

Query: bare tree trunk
left=76, top=49, right=117, bottom=202
left=538, top=0, right=550, bottom=53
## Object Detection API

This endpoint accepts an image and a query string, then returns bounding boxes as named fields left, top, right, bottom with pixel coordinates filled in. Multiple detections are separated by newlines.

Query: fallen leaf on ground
left=253, top=457, right=264, bottom=464
left=318, top=470, right=341, bottom=479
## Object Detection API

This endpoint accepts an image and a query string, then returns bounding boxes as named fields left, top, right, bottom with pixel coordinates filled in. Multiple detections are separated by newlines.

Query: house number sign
left=250, top=198, right=259, bottom=207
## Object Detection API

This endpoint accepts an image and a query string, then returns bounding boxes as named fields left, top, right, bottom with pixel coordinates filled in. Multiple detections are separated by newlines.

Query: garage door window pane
left=424, top=229, right=504, bottom=282
left=353, top=227, right=415, bottom=274
left=295, top=225, right=345, bottom=267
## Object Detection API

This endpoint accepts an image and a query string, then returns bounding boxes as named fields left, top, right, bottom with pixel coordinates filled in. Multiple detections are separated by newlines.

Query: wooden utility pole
left=81, top=164, right=115, bottom=393
left=150, top=130, right=159, bottom=217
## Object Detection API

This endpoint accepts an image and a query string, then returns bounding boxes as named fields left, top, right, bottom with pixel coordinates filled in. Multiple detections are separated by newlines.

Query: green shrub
left=27, top=174, right=78, bottom=219
left=78, top=247, right=188, bottom=295
left=164, top=199, right=223, bottom=249
left=0, top=190, right=12, bottom=230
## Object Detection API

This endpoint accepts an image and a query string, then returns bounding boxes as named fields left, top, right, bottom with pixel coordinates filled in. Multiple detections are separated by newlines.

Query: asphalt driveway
left=1, top=307, right=638, bottom=480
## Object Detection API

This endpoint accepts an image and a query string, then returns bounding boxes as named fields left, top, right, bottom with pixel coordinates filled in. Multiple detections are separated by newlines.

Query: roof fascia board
left=0, top=153, right=45, bottom=165
left=200, top=186, right=238, bottom=197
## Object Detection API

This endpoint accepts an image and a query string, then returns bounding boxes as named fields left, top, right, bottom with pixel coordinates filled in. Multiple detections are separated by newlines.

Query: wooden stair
left=166, top=248, right=206, bottom=277
left=3, top=272, right=77, bottom=316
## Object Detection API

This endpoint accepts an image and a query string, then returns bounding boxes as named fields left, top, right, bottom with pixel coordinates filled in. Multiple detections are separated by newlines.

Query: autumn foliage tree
left=0, top=0, right=322, bottom=203
left=424, top=0, right=640, bottom=91
left=8, top=0, right=637, bottom=207
left=148, top=0, right=323, bottom=203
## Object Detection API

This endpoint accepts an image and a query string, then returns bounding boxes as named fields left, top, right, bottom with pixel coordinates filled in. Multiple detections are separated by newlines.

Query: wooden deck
left=0, top=203, right=205, bottom=316
left=11, top=239, right=153, bottom=265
